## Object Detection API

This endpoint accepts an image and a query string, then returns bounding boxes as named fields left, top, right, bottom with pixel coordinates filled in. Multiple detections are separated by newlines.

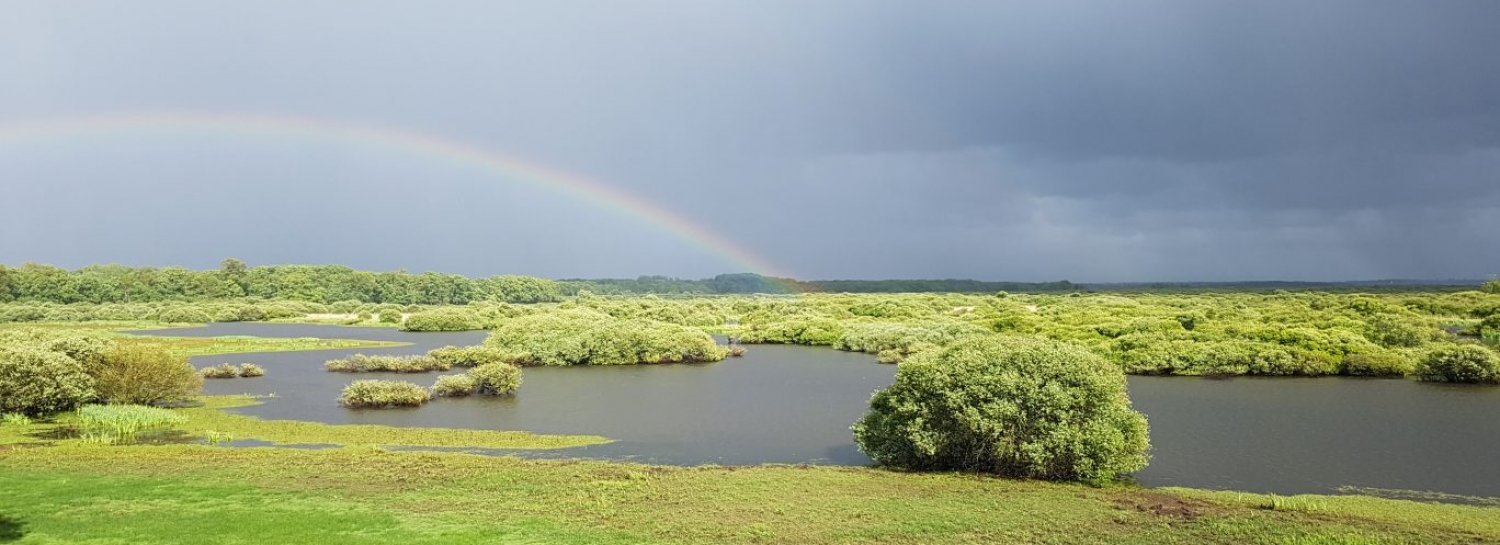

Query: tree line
left=0, top=260, right=564, bottom=305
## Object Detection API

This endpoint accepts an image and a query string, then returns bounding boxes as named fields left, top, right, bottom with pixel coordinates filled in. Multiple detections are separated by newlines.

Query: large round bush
left=1415, top=344, right=1500, bottom=384
left=0, top=345, right=96, bottom=415
left=92, top=344, right=204, bottom=404
left=852, top=336, right=1150, bottom=483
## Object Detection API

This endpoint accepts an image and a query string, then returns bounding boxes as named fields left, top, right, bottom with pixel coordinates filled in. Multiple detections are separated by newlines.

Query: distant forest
left=0, top=261, right=1483, bottom=305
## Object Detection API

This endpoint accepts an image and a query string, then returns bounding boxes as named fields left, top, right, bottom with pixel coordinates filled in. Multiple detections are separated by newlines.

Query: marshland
left=3, top=263, right=1500, bottom=543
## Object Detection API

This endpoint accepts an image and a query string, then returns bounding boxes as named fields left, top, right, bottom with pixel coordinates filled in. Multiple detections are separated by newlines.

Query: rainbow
left=0, top=111, right=802, bottom=286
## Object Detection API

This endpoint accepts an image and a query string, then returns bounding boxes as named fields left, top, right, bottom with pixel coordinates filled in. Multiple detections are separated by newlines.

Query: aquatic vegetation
left=204, top=430, right=234, bottom=445
left=484, top=309, right=728, bottom=366
left=1415, top=344, right=1500, bottom=384
left=237, top=363, right=265, bottom=377
left=431, top=373, right=479, bottom=397
left=75, top=404, right=185, bottom=444
left=200, top=363, right=242, bottom=378
left=854, top=336, right=1150, bottom=483
left=427, top=345, right=508, bottom=367
left=337, top=380, right=431, bottom=408
left=92, top=344, right=202, bottom=404
left=324, top=354, right=450, bottom=373
left=469, top=363, right=522, bottom=394
left=727, top=345, right=747, bottom=357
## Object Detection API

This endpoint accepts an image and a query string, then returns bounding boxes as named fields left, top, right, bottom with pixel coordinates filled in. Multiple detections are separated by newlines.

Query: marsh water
left=142, top=323, right=1500, bottom=498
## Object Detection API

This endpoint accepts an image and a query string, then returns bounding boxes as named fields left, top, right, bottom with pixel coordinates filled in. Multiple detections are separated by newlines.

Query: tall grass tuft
left=200, top=363, right=241, bottom=379
left=75, top=404, right=185, bottom=444
left=237, top=363, right=265, bottom=377
left=1, top=413, right=33, bottom=427
left=325, top=354, right=450, bottom=373
left=1259, top=495, right=1327, bottom=513
left=338, top=380, right=431, bottom=408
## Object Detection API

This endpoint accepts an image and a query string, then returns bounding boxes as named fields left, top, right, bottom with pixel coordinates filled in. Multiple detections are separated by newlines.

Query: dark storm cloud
left=1, top=1, right=1497, bottom=281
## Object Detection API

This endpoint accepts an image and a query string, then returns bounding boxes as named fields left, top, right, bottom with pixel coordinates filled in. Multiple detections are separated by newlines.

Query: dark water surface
left=141, top=323, right=1500, bottom=497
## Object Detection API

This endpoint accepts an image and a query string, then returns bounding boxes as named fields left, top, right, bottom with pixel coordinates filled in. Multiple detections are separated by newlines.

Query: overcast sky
left=2, top=1, right=1497, bottom=282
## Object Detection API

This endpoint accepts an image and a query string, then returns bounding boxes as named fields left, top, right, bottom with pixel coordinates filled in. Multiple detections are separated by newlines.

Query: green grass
left=0, top=321, right=406, bottom=356
left=0, top=446, right=1496, bottom=544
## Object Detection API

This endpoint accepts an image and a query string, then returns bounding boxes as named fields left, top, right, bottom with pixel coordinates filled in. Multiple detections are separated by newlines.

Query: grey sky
left=2, top=1, right=1497, bottom=282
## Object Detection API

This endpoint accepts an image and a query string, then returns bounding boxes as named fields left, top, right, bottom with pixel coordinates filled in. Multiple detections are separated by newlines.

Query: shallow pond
left=143, top=323, right=1500, bottom=498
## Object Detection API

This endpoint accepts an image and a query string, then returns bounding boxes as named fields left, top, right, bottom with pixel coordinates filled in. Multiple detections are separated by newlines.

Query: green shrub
left=1362, top=314, right=1429, bottom=348
left=427, top=345, right=509, bottom=367
left=337, top=380, right=431, bottom=408
left=378, top=310, right=403, bottom=324
left=1415, top=344, right=1500, bottom=384
left=1339, top=351, right=1414, bottom=377
left=484, top=310, right=728, bottom=365
left=156, top=306, right=214, bottom=324
left=200, top=363, right=241, bottom=379
left=324, top=354, right=450, bottom=373
left=401, top=308, right=485, bottom=331
left=431, top=374, right=479, bottom=397
left=470, top=363, right=523, bottom=394
left=853, top=336, right=1150, bottom=483
left=2, top=413, right=33, bottom=426
left=92, top=344, right=203, bottom=404
left=237, top=363, right=265, bottom=377
left=75, top=404, right=185, bottom=443
left=0, top=345, right=96, bottom=416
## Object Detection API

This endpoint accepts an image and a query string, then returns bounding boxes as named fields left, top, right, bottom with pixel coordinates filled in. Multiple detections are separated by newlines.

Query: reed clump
left=200, top=363, right=241, bottom=379
left=337, top=380, right=431, bottom=408
left=324, top=354, right=450, bottom=373
left=200, top=363, right=265, bottom=378
left=75, top=404, right=185, bottom=444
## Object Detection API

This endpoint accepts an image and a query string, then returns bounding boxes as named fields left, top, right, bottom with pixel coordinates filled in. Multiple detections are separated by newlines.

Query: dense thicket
left=853, top=336, right=1150, bottom=483
left=0, top=260, right=563, bottom=304
left=0, top=329, right=201, bottom=414
left=555, top=290, right=1500, bottom=377
left=483, top=309, right=729, bottom=365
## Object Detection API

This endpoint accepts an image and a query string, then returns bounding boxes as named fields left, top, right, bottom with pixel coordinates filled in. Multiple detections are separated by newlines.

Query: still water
left=140, top=323, right=1500, bottom=498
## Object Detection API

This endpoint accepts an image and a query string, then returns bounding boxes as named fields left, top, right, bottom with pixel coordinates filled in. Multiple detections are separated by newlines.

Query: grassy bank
left=0, top=395, right=606, bottom=450
left=0, top=443, right=1496, bottom=544
left=0, top=321, right=406, bottom=357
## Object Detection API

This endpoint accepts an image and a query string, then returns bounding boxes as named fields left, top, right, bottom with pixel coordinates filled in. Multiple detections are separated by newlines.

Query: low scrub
left=75, top=404, right=185, bottom=444
left=470, top=363, right=523, bottom=394
left=428, top=345, right=509, bottom=367
left=483, top=309, right=728, bottom=365
left=401, top=308, right=487, bottom=331
left=1415, top=344, right=1500, bottom=384
left=237, top=363, right=265, bottom=377
left=337, top=380, right=431, bottom=408
left=325, top=354, right=450, bottom=373
left=431, top=374, right=480, bottom=397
